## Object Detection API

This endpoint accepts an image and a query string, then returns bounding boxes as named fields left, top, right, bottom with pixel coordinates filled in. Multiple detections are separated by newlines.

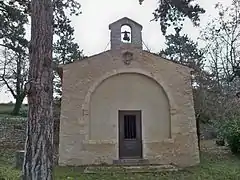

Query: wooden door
left=119, top=110, right=142, bottom=159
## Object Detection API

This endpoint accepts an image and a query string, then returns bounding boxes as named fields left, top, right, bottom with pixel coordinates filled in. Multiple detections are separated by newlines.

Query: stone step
left=113, top=159, right=149, bottom=165
left=83, top=164, right=179, bottom=174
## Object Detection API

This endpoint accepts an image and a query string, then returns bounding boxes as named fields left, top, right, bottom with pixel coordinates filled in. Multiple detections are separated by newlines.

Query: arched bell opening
left=121, top=25, right=132, bottom=43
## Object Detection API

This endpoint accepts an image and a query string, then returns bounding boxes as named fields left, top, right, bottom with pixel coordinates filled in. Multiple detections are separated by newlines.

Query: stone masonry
left=58, top=17, right=200, bottom=167
left=109, top=17, right=143, bottom=50
left=0, top=118, right=26, bottom=149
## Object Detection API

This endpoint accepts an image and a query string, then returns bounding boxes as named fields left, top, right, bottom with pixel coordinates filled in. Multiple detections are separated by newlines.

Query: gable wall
left=59, top=48, right=199, bottom=167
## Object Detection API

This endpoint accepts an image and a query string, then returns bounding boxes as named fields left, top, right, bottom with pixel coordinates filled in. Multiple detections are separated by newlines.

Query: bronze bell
left=122, top=31, right=130, bottom=42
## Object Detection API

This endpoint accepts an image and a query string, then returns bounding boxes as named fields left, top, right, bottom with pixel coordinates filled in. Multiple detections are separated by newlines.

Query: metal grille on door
left=124, top=115, right=137, bottom=139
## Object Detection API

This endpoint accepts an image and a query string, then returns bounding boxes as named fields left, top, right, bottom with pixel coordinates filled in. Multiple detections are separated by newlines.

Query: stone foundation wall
left=144, top=133, right=200, bottom=167
left=0, top=118, right=26, bottom=149
left=59, top=133, right=199, bottom=167
left=0, top=103, right=61, bottom=164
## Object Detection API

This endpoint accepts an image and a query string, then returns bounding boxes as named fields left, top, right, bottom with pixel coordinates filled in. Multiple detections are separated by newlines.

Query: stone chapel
left=58, top=17, right=200, bottom=167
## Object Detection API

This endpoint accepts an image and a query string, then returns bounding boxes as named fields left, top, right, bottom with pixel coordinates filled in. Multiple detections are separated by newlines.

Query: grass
left=0, top=104, right=15, bottom=115
left=54, top=152, right=240, bottom=180
left=1, top=140, right=240, bottom=179
left=1, top=105, right=238, bottom=179
left=0, top=103, right=28, bottom=118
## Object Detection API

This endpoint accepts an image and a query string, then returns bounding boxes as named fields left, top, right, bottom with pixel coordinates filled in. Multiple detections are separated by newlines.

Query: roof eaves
left=109, top=17, right=143, bottom=30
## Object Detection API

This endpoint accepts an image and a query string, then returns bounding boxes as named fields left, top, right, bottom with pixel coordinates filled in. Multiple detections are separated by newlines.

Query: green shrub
left=0, top=166, right=21, bottom=180
left=217, top=118, right=240, bottom=154
left=18, top=109, right=28, bottom=117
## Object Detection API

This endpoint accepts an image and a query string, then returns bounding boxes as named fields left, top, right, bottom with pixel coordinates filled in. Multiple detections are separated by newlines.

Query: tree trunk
left=12, top=95, right=25, bottom=115
left=22, top=0, right=54, bottom=179
left=13, top=52, right=23, bottom=116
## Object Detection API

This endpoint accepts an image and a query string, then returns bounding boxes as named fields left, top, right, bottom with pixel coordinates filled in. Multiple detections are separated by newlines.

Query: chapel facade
left=58, top=17, right=200, bottom=167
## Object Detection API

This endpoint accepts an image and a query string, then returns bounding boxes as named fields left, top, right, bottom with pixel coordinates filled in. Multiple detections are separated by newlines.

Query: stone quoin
left=58, top=17, right=199, bottom=167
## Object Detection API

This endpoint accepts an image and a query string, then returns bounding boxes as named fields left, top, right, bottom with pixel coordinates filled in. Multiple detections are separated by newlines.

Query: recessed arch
left=82, top=68, right=176, bottom=111
left=82, top=68, right=177, bottom=141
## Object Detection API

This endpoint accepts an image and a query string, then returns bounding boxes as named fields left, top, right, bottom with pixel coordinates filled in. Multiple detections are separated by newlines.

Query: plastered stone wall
left=59, top=46, right=199, bottom=167
left=90, top=73, right=170, bottom=142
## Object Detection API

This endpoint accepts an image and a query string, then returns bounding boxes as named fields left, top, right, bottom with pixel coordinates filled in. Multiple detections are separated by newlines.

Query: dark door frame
left=118, top=110, right=143, bottom=159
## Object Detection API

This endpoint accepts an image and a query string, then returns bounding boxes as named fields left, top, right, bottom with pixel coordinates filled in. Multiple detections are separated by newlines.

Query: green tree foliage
left=0, top=0, right=83, bottom=114
left=0, top=1, right=29, bottom=115
left=0, top=48, right=28, bottom=115
left=200, top=0, right=240, bottom=118
left=199, top=0, right=240, bottom=147
left=160, top=29, right=206, bottom=148
left=218, top=117, right=240, bottom=154
left=139, top=0, right=205, bottom=34
left=160, top=29, right=204, bottom=69
left=0, top=1, right=28, bottom=53
left=53, top=0, right=83, bottom=65
left=202, top=1, right=240, bottom=86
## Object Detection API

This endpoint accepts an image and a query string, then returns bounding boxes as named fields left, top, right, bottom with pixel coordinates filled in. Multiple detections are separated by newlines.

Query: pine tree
left=139, top=0, right=205, bottom=34
left=22, top=0, right=54, bottom=178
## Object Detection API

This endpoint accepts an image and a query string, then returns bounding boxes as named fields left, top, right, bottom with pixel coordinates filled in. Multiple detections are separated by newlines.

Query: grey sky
left=0, top=0, right=231, bottom=103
